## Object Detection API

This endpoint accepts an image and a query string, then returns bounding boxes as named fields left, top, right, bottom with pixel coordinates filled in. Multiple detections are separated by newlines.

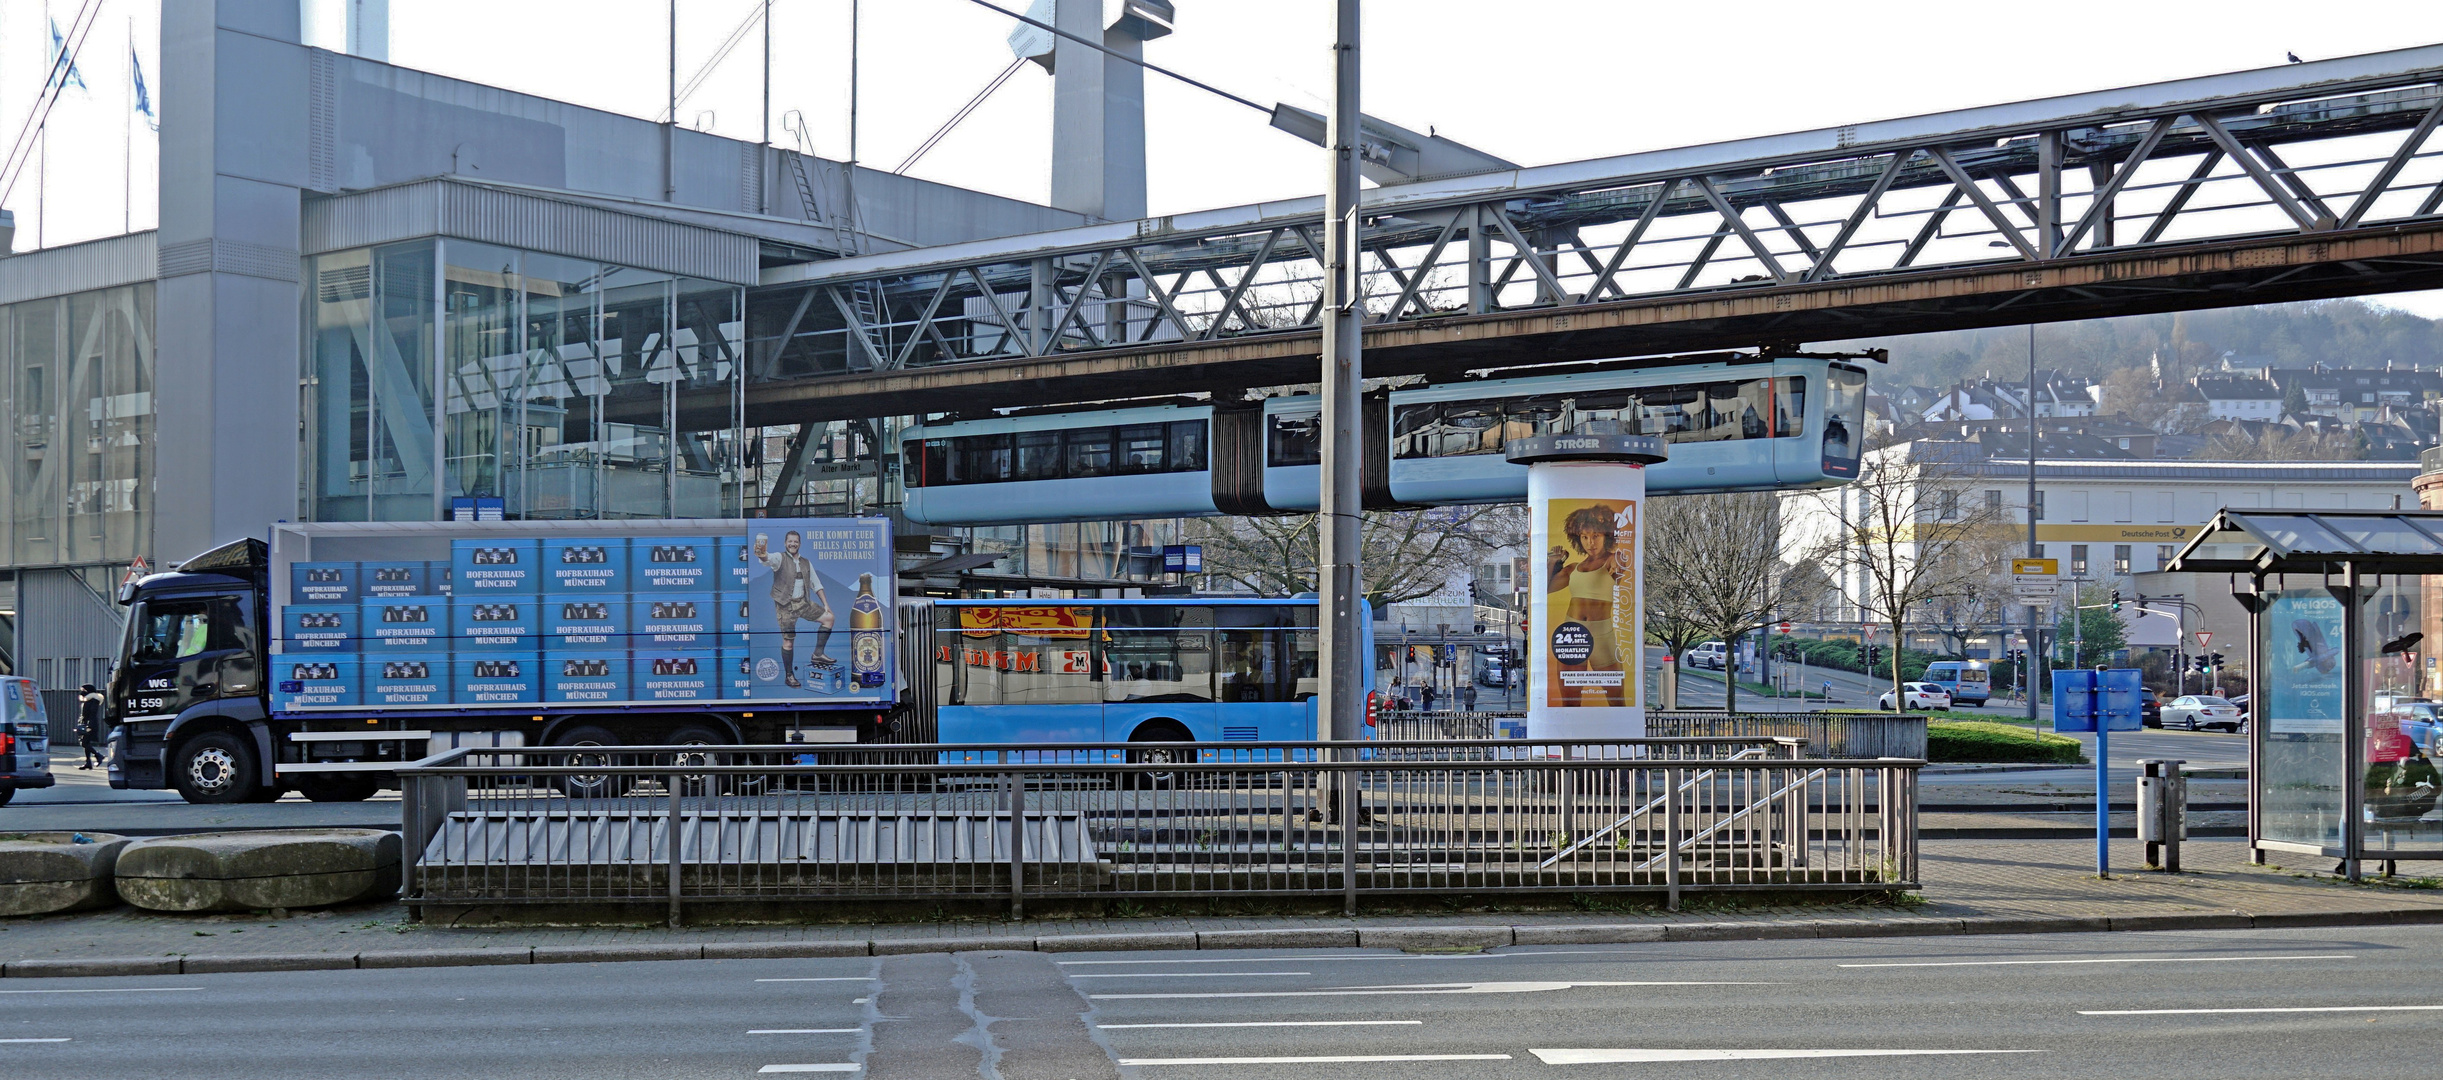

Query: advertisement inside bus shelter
left=2261, top=590, right=2345, bottom=847
left=1542, top=497, right=1638, bottom=709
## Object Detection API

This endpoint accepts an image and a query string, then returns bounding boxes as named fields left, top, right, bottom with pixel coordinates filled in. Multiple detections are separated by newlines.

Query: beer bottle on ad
left=851, top=573, right=885, bottom=686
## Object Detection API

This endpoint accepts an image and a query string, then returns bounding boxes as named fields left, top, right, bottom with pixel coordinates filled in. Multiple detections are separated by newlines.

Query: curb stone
left=531, top=944, right=703, bottom=964
left=1195, top=928, right=1358, bottom=950
left=182, top=953, right=356, bottom=974
left=1035, top=932, right=1198, bottom=953
left=357, top=948, right=534, bottom=969
left=702, top=941, right=869, bottom=960
left=1511, top=924, right=1665, bottom=945
left=8, top=908, right=2443, bottom=978
left=1356, top=926, right=1512, bottom=950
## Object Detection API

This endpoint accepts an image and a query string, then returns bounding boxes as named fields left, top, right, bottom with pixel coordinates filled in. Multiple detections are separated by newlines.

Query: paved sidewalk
left=2, top=837, right=2437, bottom=976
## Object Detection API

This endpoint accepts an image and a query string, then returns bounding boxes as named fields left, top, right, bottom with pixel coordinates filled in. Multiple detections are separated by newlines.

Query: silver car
left=2162, top=694, right=2243, bottom=732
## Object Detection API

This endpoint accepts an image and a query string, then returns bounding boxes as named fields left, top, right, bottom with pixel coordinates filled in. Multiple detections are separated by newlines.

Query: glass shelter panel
left=2259, top=588, right=2346, bottom=849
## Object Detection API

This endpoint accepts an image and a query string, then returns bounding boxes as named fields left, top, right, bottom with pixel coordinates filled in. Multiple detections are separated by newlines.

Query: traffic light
left=2211, top=652, right=2227, bottom=670
left=2110, top=590, right=2123, bottom=613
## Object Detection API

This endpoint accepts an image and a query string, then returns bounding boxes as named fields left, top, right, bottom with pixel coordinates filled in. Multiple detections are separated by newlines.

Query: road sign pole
left=2096, top=720, right=2110, bottom=878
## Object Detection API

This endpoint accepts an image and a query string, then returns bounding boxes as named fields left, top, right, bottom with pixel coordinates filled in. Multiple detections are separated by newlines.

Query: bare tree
left=1645, top=491, right=1814, bottom=713
left=1792, top=435, right=2014, bottom=703
left=1189, top=505, right=1525, bottom=604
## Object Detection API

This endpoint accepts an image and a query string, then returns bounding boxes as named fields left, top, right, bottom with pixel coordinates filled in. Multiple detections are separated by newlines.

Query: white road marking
left=756, top=977, right=876, bottom=982
left=1533, top=1048, right=2044, bottom=1064
left=851, top=997, right=869, bottom=1004
left=1098, top=1020, right=1425, bottom=1029
left=0, top=987, right=202, bottom=995
left=758, top=1065, right=860, bottom=1074
left=2082, top=1005, right=2443, bottom=1016
left=1069, top=972, right=1311, bottom=979
left=0, top=1038, right=72, bottom=1043
left=1119, top=1054, right=1512, bottom=1065
left=750, top=1029, right=863, bottom=1034
left=1090, top=980, right=1763, bottom=1000
left=1843, top=954, right=2354, bottom=969
left=1059, top=955, right=1499, bottom=966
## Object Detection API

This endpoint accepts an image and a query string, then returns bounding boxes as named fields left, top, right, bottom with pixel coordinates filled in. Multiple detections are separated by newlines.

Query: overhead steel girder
left=730, top=46, right=2443, bottom=421
left=696, top=218, right=2443, bottom=427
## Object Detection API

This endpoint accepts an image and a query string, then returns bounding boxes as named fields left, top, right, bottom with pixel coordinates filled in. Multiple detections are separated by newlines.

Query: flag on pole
left=131, top=47, right=156, bottom=130
left=48, top=19, right=90, bottom=94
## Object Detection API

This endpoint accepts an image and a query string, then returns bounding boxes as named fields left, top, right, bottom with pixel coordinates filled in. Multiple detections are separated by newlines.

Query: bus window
left=1217, top=628, right=1281, bottom=703
left=1103, top=606, right=1214, bottom=704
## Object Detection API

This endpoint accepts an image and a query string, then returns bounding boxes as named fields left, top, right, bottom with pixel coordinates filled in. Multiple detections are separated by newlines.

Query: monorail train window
left=1269, top=411, right=1323, bottom=466
left=1117, top=424, right=1168, bottom=473
left=1167, top=421, right=1207, bottom=472
left=1775, top=377, right=1806, bottom=439
left=1013, top=430, right=1062, bottom=481
left=960, top=433, right=1014, bottom=483
left=1063, top=427, right=1115, bottom=478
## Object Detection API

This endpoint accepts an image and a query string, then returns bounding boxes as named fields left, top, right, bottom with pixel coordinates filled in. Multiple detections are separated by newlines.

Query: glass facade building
left=303, top=240, right=746, bottom=523
left=5, top=283, right=155, bottom=568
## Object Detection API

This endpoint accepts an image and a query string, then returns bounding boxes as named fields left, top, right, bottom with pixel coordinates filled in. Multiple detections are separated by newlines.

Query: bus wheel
left=1124, top=722, right=1193, bottom=790
left=552, top=724, right=631, bottom=800
left=172, top=731, right=261, bottom=805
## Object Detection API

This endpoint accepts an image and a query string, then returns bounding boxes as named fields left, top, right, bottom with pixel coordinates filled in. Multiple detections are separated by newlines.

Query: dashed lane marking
left=1090, top=980, right=1766, bottom=1000
left=1118, top=1054, right=1512, bottom=1065
left=1842, top=954, right=2354, bottom=969
left=1097, top=1021, right=1423, bottom=1029
left=1532, top=1049, right=2044, bottom=1063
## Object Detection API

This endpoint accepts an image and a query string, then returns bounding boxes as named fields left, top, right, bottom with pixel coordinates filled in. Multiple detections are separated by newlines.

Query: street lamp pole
left=1318, top=0, right=1366, bottom=740
left=2026, top=324, right=2041, bottom=726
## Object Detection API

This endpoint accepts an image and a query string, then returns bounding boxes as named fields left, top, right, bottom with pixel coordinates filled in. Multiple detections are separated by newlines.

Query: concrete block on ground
left=1662, top=921, right=1818, bottom=942
left=3, top=957, right=181, bottom=978
left=1196, top=928, right=1357, bottom=950
left=0, top=832, right=131, bottom=917
left=2108, top=913, right=2254, bottom=933
left=115, top=830, right=403, bottom=913
left=1812, top=917, right=1968, bottom=939
left=181, top=953, right=357, bottom=974
left=702, top=940, right=871, bottom=960
left=1510, top=923, right=1665, bottom=945
left=1357, top=926, right=1512, bottom=950
left=357, top=948, right=534, bottom=969
left=531, top=944, right=702, bottom=964
left=873, top=936, right=1032, bottom=955
left=1034, top=932, right=1198, bottom=953
left=1958, top=916, right=2109, bottom=936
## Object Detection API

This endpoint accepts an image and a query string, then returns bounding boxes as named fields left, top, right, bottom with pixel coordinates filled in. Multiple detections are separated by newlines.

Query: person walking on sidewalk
left=76, top=684, right=105, bottom=768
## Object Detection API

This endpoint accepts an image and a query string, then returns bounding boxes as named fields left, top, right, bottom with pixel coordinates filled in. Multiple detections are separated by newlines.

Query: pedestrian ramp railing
left=398, top=738, right=1920, bottom=921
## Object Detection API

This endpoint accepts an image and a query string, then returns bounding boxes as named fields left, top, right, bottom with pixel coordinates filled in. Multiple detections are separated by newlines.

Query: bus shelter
left=2168, top=510, right=2443, bottom=879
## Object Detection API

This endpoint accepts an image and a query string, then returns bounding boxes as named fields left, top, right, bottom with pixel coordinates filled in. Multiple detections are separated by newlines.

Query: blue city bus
left=915, top=598, right=1370, bottom=753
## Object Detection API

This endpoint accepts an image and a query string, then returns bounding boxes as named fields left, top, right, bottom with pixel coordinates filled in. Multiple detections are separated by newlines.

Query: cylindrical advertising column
left=1506, top=433, right=1668, bottom=741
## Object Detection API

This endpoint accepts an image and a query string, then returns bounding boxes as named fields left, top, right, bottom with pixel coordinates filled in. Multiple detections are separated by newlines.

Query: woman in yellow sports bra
left=1547, top=505, right=1627, bottom=707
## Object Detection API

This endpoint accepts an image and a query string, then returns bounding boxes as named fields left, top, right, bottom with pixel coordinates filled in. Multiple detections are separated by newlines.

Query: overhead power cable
left=955, top=0, right=1270, bottom=115
left=1, top=0, right=103, bottom=208
left=894, top=56, right=1028, bottom=173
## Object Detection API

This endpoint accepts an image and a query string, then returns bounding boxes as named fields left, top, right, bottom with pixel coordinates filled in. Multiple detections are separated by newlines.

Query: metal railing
left=398, top=738, right=1919, bottom=922
left=1371, top=710, right=1927, bottom=760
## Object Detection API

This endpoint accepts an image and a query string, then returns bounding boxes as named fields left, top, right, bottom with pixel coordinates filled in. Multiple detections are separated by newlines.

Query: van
left=1686, top=641, right=1728, bottom=670
left=1922, top=660, right=1990, bottom=706
left=0, top=677, right=55, bottom=806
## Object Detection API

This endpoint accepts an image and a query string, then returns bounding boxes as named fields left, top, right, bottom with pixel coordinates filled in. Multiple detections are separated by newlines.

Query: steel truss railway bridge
left=723, top=45, right=2443, bottom=436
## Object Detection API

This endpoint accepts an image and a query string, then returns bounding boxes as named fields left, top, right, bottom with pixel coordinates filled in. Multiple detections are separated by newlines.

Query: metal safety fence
left=398, top=739, right=1918, bottom=922
left=1371, top=711, right=1926, bottom=760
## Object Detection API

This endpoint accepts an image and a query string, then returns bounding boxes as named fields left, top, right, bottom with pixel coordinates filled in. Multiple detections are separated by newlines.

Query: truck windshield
left=131, top=600, right=215, bottom=663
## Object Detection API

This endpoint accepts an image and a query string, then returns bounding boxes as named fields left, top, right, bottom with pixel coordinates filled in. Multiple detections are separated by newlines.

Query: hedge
left=1782, top=638, right=1947, bottom=683
left=1927, top=720, right=2085, bottom=764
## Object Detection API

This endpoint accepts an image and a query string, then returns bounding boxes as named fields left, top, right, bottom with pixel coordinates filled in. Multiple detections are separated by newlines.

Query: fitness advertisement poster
left=1543, top=497, right=1638, bottom=709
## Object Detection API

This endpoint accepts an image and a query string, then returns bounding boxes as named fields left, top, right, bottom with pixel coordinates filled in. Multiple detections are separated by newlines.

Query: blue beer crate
left=542, top=539, right=627, bottom=593
left=543, top=652, right=629, bottom=705
left=450, top=596, right=540, bottom=652
left=366, top=655, right=450, bottom=707
left=630, top=537, right=715, bottom=591
left=543, top=597, right=627, bottom=651
left=280, top=605, right=357, bottom=651
left=453, top=655, right=541, bottom=705
left=271, top=657, right=358, bottom=710
left=362, top=597, right=446, bottom=651
left=452, top=539, right=539, bottom=595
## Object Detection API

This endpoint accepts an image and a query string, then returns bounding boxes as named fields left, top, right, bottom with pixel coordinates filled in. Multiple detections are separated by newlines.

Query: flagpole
left=126, top=18, right=135, bottom=233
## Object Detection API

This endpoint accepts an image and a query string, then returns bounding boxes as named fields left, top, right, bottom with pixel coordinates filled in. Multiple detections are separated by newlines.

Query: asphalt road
left=5, top=926, right=2439, bottom=1078
left=3, top=753, right=397, bottom=833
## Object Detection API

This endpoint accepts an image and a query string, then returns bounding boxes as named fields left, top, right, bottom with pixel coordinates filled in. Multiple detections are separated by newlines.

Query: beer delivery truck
left=106, top=519, right=896, bottom=803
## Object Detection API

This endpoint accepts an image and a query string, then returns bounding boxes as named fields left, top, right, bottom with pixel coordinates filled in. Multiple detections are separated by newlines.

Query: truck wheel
left=552, top=724, right=631, bottom=800
left=172, top=731, right=262, bottom=805
left=295, top=773, right=380, bottom=802
left=662, top=724, right=734, bottom=796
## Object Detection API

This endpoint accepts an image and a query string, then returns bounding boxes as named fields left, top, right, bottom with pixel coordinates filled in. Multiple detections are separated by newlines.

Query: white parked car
left=2162, top=694, right=2244, bottom=732
left=1686, top=641, right=1728, bottom=670
left=1879, top=682, right=1952, bottom=711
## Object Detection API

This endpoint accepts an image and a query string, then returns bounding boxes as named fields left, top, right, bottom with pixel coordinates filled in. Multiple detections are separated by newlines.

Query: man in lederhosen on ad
left=754, top=530, right=834, bottom=688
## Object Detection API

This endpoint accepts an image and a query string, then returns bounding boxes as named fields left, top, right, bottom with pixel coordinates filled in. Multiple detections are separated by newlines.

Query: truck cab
left=107, top=538, right=271, bottom=801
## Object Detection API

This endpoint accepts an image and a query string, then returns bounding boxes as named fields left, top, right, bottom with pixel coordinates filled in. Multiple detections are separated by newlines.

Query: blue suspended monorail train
left=901, top=352, right=1872, bottom=525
